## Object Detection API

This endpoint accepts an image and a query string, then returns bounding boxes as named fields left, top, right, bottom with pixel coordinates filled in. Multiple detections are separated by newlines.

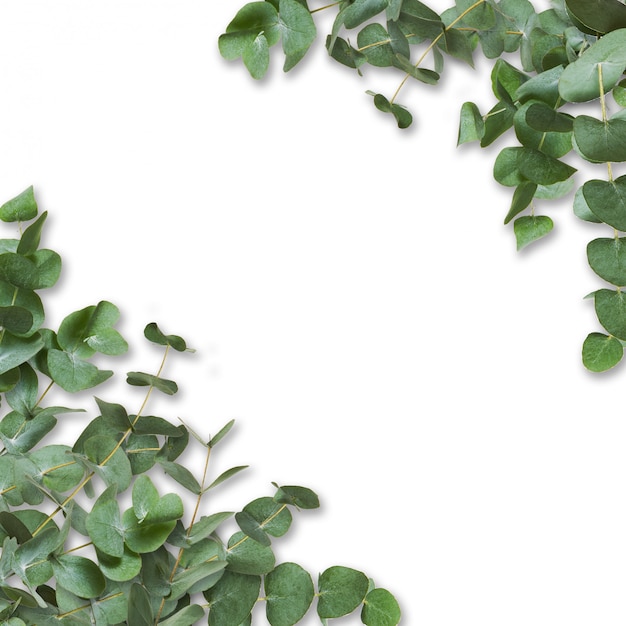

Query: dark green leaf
left=565, top=0, right=626, bottom=35
left=273, top=484, right=320, bottom=509
left=582, top=176, right=626, bottom=231
left=126, top=371, right=178, bottom=395
left=204, top=571, right=260, bottom=626
left=51, top=555, right=106, bottom=599
left=226, top=531, right=276, bottom=575
left=143, top=322, right=187, bottom=352
left=504, top=182, right=537, bottom=224
left=361, top=588, right=402, bottom=626
left=317, top=566, right=369, bottom=619
left=573, top=115, right=626, bottom=163
left=595, top=288, right=626, bottom=340
left=587, top=237, right=626, bottom=286
left=265, top=562, right=315, bottom=626
left=128, top=583, right=154, bottom=626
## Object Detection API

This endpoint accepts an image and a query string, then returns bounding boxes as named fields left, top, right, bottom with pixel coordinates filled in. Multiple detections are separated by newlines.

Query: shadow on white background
left=0, top=1, right=625, bottom=624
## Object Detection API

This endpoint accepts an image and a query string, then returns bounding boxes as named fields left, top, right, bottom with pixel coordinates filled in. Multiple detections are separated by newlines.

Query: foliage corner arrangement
left=220, top=0, right=626, bottom=374
left=0, top=186, right=401, bottom=625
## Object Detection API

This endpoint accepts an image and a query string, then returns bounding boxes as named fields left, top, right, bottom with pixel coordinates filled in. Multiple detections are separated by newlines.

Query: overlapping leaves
left=0, top=189, right=400, bottom=624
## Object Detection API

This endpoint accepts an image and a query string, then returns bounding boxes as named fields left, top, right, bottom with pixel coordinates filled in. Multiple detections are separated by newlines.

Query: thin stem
left=391, top=0, right=486, bottom=103
left=33, top=346, right=171, bottom=536
left=598, top=63, right=614, bottom=182
left=154, top=444, right=213, bottom=625
left=311, top=1, right=341, bottom=13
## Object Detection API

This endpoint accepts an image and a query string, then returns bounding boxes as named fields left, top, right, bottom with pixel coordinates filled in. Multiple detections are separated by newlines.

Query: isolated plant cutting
left=220, top=0, right=626, bottom=373
left=0, top=187, right=401, bottom=625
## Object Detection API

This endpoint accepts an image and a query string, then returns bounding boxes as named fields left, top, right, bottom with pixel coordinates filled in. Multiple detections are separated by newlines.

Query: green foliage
left=219, top=0, right=626, bottom=375
left=0, top=189, right=400, bottom=624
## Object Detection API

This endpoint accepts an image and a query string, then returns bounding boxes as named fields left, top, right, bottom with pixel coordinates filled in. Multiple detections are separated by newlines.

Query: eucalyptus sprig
left=220, top=0, right=626, bottom=374
left=0, top=187, right=400, bottom=625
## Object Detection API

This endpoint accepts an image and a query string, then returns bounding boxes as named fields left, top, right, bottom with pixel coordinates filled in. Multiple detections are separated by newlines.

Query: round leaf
left=265, top=562, right=315, bottom=626
left=582, top=332, right=624, bottom=372
left=317, top=566, right=369, bottom=619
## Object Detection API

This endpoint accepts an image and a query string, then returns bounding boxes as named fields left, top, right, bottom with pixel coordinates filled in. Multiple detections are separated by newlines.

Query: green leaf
left=30, top=444, right=84, bottom=492
left=361, top=588, right=402, bottom=626
left=96, top=545, right=142, bottom=582
left=95, top=397, right=132, bottom=431
left=273, top=484, right=320, bottom=509
left=265, top=562, right=315, bottom=626
left=0, top=283, right=44, bottom=337
left=205, top=571, right=260, bottom=626
left=169, top=561, right=228, bottom=601
left=51, top=555, right=106, bottom=599
left=143, top=322, right=187, bottom=352
left=317, top=566, right=369, bottom=619
left=516, top=64, right=564, bottom=108
left=126, top=371, right=178, bottom=395
left=595, top=288, right=626, bottom=340
left=219, top=2, right=280, bottom=78
left=582, top=332, right=624, bottom=372
left=122, top=508, right=178, bottom=554
left=242, top=497, right=292, bottom=537
left=574, top=185, right=601, bottom=223
left=457, top=101, right=484, bottom=145
left=573, top=115, right=626, bottom=163
left=279, top=0, right=317, bottom=71
left=58, top=301, right=127, bottom=357
left=525, top=102, right=573, bottom=133
left=206, top=465, right=248, bottom=491
left=48, top=349, right=113, bottom=392
left=582, top=176, right=626, bottom=231
left=0, top=306, right=33, bottom=335
left=226, top=531, right=276, bottom=575
left=235, top=511, right=271, bottom=546
left=1, top=412, right=57, bottom=454
left=516, top=148, right=576, bottom=185
left=27, top=248, right=62, bottom=289
left=186, top=512, right=234, bottom=545
left=0, top=187, right=37, bottom=223
left=17, top=211, right=47, bottom=256
left=0, top=253, right=38, bottom=290
left=208, top=419, right=235, bottom=448
left=504, top=182, right=537, bottom=224
left=83, top=435, right=132, bottom=492
left=587, top=237, right=626, bottom=285
left=128, top=583, right=154, bottom=626
left=159, top=460, right=202, bottom=494
left=159, top=605, right=206, bottom=626
left=0, top=331, right=43, bottom=376
left=326, top=35, right=366, bottom=69
left=559, top=28, right=626, bottom=102
left=371, top=93, right=413, bottom=129
left=565, top=0, right=626, bottom=35
left=397, top=0, right=443, bottom=39
left=513, top=215, right=554, bottom=250
left=86, top=485, right=124, bottom=557
left=342, top=0, right=389, bottom=29
left=480, top=99, right=516, bottom=147
left=357, top=23, right=395, bottom=67
left=614, top=79, right=626, bottom=106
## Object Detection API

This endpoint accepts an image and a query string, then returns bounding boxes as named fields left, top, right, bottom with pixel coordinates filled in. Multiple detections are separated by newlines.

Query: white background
left=0, top=1, right=626, bottom=624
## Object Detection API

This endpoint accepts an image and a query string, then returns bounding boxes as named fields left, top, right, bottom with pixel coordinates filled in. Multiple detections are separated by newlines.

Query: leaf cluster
left=220, top=0, right=626, bottom=375
left=0, top=188, right=400, bottom=625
